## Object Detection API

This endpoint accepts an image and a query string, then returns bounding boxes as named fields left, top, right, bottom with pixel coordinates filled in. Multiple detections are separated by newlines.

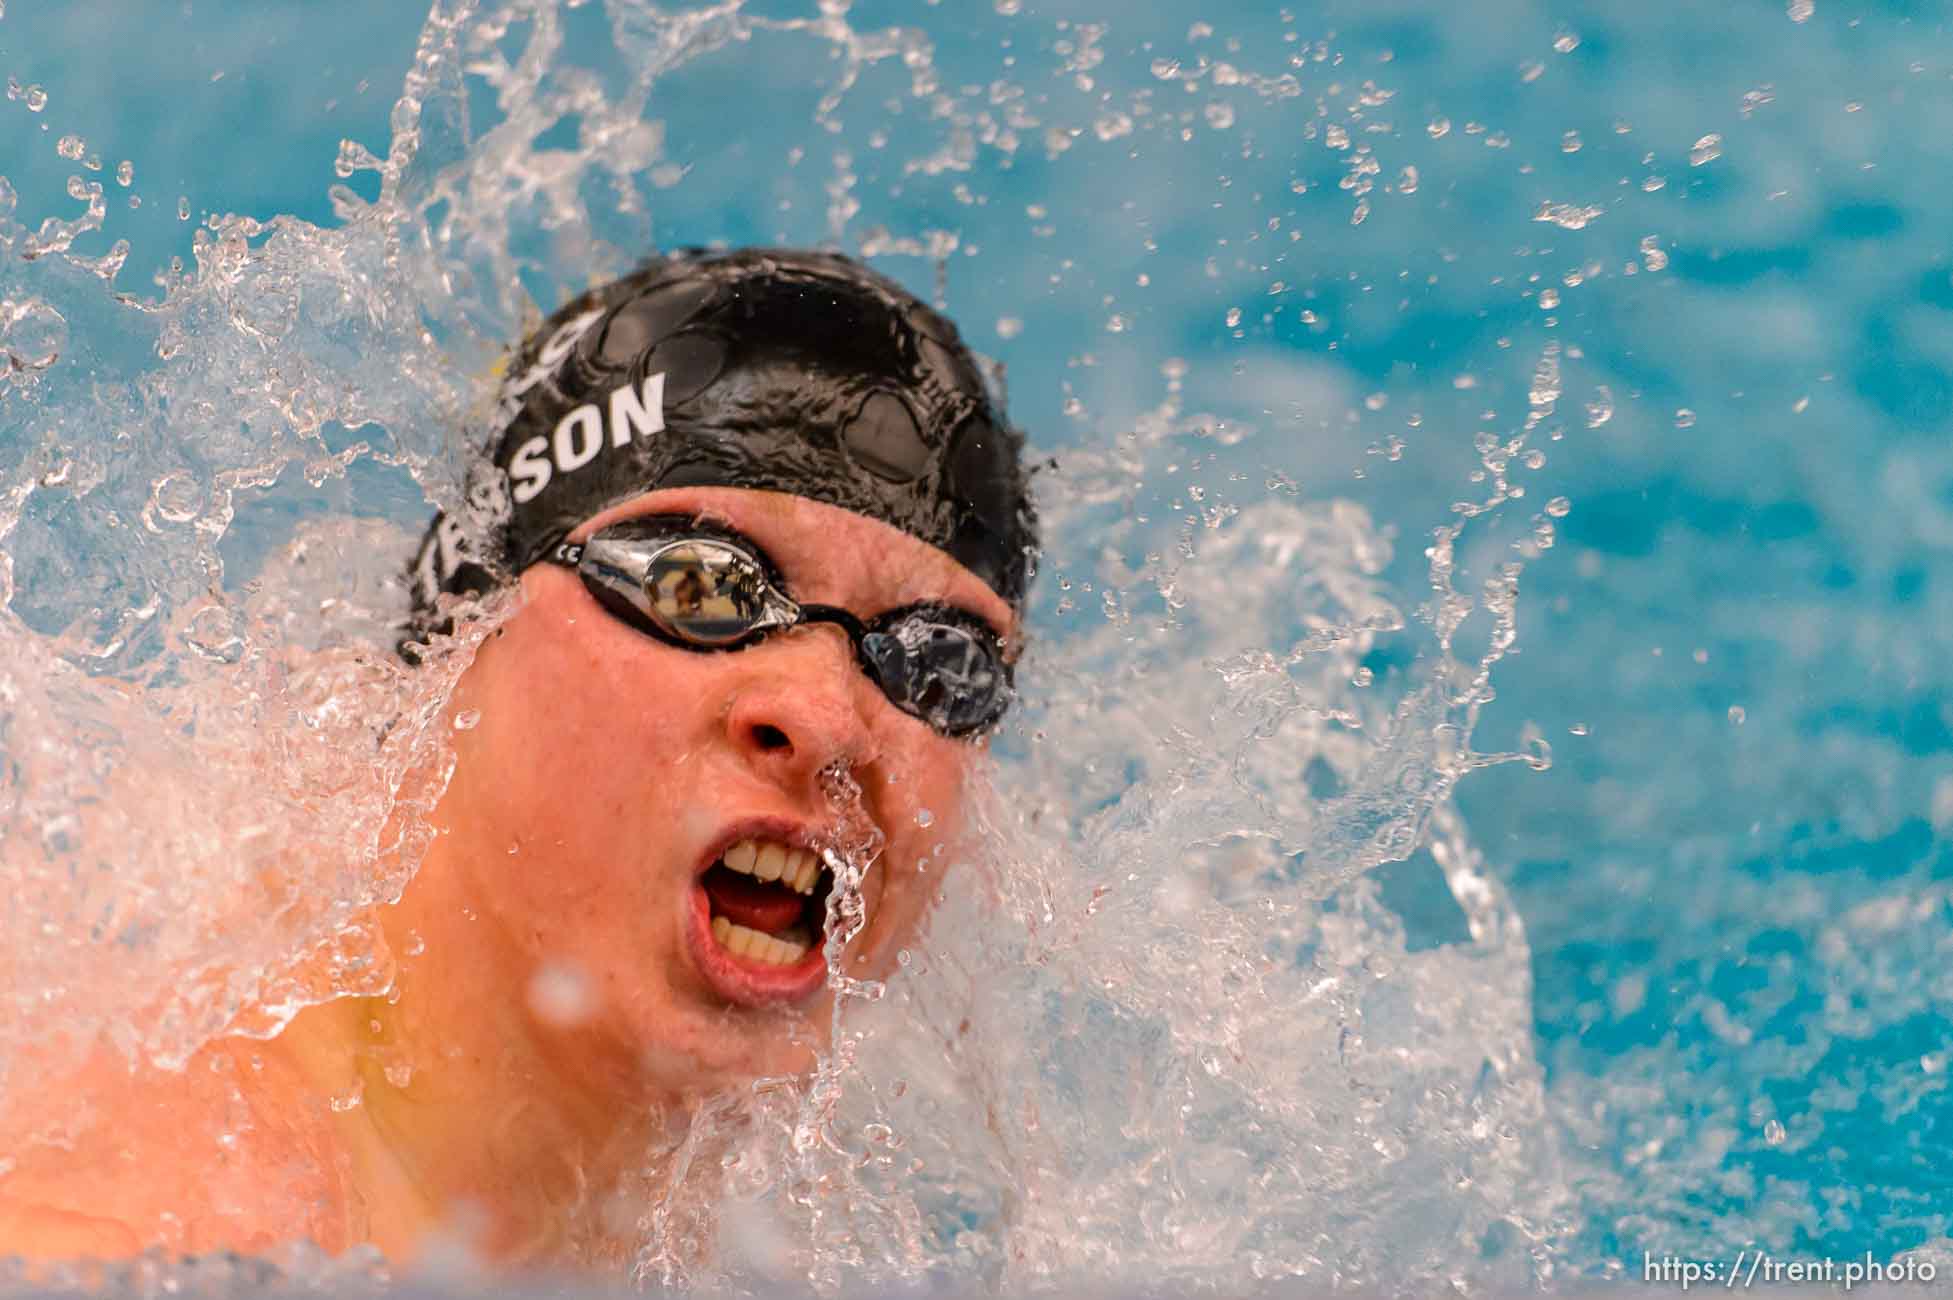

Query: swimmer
left=0, top=249, right=1037, bottom=1268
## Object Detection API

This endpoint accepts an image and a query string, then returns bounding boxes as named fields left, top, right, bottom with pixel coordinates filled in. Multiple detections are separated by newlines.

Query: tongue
left=701, top=865, right=805, bottom=935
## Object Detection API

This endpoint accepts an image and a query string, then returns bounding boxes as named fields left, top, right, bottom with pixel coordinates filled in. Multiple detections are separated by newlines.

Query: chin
left=605, top=989, right=835, bottom=1097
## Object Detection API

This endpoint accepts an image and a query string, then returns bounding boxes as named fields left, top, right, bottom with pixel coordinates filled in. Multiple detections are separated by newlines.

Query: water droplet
left=177, top=196, right=190, bottom=221
left=1352, top=667, right=1374, bottom=687
left=527, top=960, right=596, bottom=1028
left=24, top=84, right=47, bottom=112
left=1545, top=496, right=1571, bottom=518
left=453, top=709, right=482, bottom=731
left=1585, top=386, right=1614, bottom=428
left=1674, top=408, right=1696, bottom=428
left=1561, top=130, right=1582, bottom=153
left=1398, top=164, right=1419, bottom=194
left=1224, top=307, right=1242, bottom=328
left=1787, top=0, right=1813, bottom=21
left=114, top=159, right=133, bottom=186
left=1204, top=101, right=1235, bottom=130
left=1689, top=133, right=1723, bottom=166
left=1792, top=395, right=1809, bottom=413
left=1728, top=705, right=1747, bottom=726
left=1763, top=1119, right=1785, bottom=1145
left=1533, top=201, right=1605, bottom=230
left=384, top=1062, right=414, bottom=1089
left=1538, top=288, right=1560, bottom=310
left=55, top=134, right=84, bottom=160
left=915, top=808, right=935, bottom=828
left=1426, top=117, right=1451, bottom=139
left=1519, top=60, right=1545, bottom=84
left=145, top=472, right=202, bottom=526
left=996, top=316, right=1022, bottom=339
left=1150, top=58, right=1181, bottom=80
left=1530, top=348, right=1562, bottom=408
left=1325, top=123, right=1350, bottom=150
left=1569, top=722, right=1589, bottom=736
left=1639, top=235, right=1669, bottom=271
left=1553, top=31, right=1581, bottom=53
left=1092, top=112, right=1132, bottom=141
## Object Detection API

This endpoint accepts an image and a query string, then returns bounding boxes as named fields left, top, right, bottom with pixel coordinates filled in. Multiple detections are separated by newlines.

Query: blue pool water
left=5, top=0, right=1953, bottom=1289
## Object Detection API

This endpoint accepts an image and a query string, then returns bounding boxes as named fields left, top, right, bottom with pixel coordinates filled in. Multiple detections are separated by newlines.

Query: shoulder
left=0, top=1039, right=349, bottom=1260
left=0, top=1197, right=142, bottom=1260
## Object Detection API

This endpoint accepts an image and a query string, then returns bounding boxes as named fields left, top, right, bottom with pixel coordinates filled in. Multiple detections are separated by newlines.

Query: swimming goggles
left=545, top=516, right=1013, bottom=738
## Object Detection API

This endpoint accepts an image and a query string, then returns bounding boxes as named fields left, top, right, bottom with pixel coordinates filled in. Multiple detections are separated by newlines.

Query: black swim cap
left=406, top=247, right=1038, bottom=649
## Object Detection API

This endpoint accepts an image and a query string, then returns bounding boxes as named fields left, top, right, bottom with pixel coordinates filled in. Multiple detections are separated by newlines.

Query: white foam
left=0, top=1, right=1566, bottom=1290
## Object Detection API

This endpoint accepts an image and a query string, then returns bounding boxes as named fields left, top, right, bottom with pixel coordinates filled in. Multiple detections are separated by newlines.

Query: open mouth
left=702, top=838, right=835, bottom=964
left=686, top=829, right=839, bottom=1006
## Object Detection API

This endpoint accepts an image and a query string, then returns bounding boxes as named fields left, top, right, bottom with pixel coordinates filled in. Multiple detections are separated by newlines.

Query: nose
left=723, top=626, right=879, bottom=791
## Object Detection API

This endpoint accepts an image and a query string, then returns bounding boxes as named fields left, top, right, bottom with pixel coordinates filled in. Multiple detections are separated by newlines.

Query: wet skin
left=0, top=487, right=1014, bottom=1266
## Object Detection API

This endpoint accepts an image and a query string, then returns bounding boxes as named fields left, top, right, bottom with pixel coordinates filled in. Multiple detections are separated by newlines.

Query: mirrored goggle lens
left=861, top=620, right=1010, bottom=736
left=641, top=540, right=772, bottom=646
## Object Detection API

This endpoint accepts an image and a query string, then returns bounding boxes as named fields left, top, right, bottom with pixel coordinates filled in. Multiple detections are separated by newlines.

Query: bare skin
left=0, top=487, right=1014, bottom=1268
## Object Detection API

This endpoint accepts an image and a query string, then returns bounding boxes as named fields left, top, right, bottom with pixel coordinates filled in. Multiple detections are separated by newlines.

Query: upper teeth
left=722, top=838, right=824, bottom=895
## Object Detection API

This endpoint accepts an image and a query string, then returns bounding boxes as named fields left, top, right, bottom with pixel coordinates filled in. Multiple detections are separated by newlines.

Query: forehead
left=569, top=487, right=1017, bottom=639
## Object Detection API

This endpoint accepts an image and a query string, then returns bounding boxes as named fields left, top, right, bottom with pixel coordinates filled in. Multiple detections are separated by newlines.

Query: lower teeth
left=710, top=915, right=812, bottom=966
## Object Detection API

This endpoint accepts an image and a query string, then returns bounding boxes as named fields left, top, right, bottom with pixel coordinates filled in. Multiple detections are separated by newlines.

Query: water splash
left=0, top=0, right=1576, bottom=1290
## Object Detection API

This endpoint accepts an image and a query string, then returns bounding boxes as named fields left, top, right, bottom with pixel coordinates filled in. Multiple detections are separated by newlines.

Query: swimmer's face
left=418, top=486, right=1015, bottom=1090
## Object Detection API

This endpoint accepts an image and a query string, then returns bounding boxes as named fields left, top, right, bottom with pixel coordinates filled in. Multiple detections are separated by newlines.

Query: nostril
left=752, top=723, right=791, bottom=752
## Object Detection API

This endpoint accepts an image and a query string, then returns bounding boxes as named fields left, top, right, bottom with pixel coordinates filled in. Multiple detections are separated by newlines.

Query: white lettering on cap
left=609, top=372, right=666, bottom=447
left=538, top=308, right=603, bottom=369
left=508, top=435, right=553, bottom=505
left=506, top=373, right=670, bottom=505
left=553, top=404, right=604, bottom=473
left=435, top=513, right=467, bottom=576
left=412, top=530, right=440, bottom=605
left=495, top=307, right=605, bottom=427
left=413, top=512, right=471, bottom=604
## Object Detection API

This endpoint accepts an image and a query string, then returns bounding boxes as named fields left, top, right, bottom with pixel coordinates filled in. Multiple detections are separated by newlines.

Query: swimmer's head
left=405, top=247, right=1038, bottom=650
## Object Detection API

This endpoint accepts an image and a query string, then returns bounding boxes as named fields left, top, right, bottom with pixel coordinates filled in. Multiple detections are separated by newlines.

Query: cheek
left=875, top=738, right=979, bottom=883
left=436, top=611, right=724, bottom=904
left=893, top=736, right=977, bottom=831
